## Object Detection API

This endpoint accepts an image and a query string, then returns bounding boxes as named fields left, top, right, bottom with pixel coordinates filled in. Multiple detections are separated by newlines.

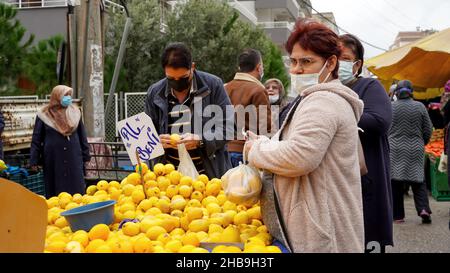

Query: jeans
left=229, top=152, right=243, bottom=168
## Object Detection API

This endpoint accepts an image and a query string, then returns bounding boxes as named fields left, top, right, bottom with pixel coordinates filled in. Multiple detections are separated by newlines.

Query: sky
left=310, top=0, right=450, bottom=59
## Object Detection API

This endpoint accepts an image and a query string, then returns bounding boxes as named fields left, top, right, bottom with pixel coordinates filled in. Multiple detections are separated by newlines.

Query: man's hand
left=160, top=134, right=177, bottom=149
left=180, top=133, right=201, bottom=150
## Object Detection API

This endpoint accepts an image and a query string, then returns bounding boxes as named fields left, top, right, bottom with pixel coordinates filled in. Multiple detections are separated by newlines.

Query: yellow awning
left=366, top=28, right=450, bottom=89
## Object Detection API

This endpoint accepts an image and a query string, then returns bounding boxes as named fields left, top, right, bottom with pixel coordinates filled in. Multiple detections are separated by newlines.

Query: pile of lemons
left=44, top=163, right=282, bottom=253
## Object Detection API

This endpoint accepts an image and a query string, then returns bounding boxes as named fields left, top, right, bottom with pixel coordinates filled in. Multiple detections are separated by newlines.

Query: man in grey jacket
left=144, top=42, right=233, bottom=178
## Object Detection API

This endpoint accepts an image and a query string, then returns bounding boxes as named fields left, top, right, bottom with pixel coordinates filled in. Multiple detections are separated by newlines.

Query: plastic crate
left=8, top=172, right=45, bottom=196
left=429, top=157, right=450, bottom=201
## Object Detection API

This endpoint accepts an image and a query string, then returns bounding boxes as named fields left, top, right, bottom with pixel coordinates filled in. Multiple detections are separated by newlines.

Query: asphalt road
left=386, top=193, right=450, bottom=253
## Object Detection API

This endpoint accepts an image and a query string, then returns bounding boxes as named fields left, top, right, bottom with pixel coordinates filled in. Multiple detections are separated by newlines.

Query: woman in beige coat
left=244, top=19, right=365, bottom=253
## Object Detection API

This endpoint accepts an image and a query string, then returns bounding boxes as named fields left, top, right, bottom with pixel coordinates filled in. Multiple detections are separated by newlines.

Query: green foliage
left=0, top=2, right=34, bottom=94
left=23, top=35, right=64, bottom=96
left=105, top=0, right=166, bottom=93
left=105, top=0, right=288, bottom=91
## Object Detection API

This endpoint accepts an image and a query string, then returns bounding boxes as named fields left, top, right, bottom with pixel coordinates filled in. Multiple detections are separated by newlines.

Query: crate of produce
left=8, top=172, right=45, bottom=196
left=429, top=157, right=450, bottom=201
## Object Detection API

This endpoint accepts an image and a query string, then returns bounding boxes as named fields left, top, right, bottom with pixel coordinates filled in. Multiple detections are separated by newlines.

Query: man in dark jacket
left=145, top=42, right=233, bottom=178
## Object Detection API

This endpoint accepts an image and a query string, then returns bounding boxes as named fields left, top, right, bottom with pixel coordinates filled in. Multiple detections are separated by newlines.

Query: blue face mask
left=338, top=60, right=358, bottom=85
left=61, top=96, right=72, bottom=107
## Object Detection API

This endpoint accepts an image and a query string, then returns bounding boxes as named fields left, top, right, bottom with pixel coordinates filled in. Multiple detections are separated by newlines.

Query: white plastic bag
left=177, top=143, right=199, bottom=179
left=438, top=152, right=448, bottom=173
left=221, top=161, right=262, bottom=207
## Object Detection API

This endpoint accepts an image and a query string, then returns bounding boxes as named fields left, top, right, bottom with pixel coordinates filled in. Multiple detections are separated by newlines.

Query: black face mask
left=167, top=74, right=191, bottom=92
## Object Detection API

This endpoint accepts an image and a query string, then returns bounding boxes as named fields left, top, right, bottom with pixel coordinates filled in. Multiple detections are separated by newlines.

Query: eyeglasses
left=285, top=57, right=320, bottom=70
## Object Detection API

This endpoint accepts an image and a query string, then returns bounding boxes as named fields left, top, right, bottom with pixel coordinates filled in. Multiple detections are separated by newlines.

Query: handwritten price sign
left=117, top=112, right=165, bottom=165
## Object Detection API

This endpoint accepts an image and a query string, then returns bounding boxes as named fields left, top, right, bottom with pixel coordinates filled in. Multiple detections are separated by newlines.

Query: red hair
left=285, top=19, right=341, bottom=79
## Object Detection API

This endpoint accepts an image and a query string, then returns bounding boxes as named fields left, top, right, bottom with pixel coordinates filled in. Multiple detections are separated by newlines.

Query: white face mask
left=338, top=60, right=358, bottom=85
left=269, top=94, right=280, bottom=104
left=290, top=60, right=331, bottom=95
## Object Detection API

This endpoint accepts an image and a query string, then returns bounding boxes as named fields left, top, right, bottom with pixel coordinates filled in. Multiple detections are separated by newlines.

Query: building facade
left=389, top=27, right=437, bottom=50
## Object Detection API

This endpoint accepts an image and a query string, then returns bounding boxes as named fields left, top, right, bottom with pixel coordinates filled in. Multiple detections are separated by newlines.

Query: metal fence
left=124, top=92, right=146, bottom=119
left=0, top=95, right=38, bottom=100
left=4, top=0, right=68, bottom=8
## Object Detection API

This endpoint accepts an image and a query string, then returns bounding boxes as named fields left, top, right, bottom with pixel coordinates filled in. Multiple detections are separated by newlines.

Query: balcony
left=258, top=21, right=294, bottom=50
left=255, top=0, right=300, bottom=20
left=3, top=0, right=68, bottom=8
left=228, top=0, right=257, bottom=26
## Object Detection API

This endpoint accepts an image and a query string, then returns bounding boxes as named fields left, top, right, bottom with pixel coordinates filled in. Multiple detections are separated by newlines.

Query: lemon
left=179, top=176, right=193, bottom=186
left=72, top=194, right=83, bottom=204
left=46, top=240, right=67, bottom=253
left=127, top=172, right=142, bottom=186
left=165, top=240, right=183, bottom=253
left=256, top=225, right=268, bottom=234
left=160, top=217, right=179, bottom=232
left=236, top=205, right=247, bottom=212
left=178, top=245, right=196, bottom=253
left=187, top=199, right=202, bottom=208
left=190, top=247, right=209, bottom=253
left=153, top=163, right=166, bottom=176
left=144, top=180, right=158, bottom=190
left=206, top=203, right=222, bottom=215
left=46, top=197, right=60, bottom=208
left=164, top=164, right=175, bottom=174
left=178, top=185, right=193, bottom=198
left=197, top=174, right=209, bottom=184
left=234, top=211, right=249, bottom=225
left=266, top=245, right=282, bottom=253
left=157, top=233, right=172, bottom=245
left=156, top=198, right=170, bottom=213
left=146, top=187, right=160, bottom=198
left=157, top=176, right=171, bottom=191
left=88, top=224, right=110, bottom=241
left=131, top=190, right=145, bottom=204
left=166, top=185, right=179, bottom=198
left=247, top=206, right=261, bottom=220
left=168, top=170, right=182, bottom=185
left=170, top=134, right=181, bottom=146
left=58, top=192, right=72, bottom=200
left=221, top=226, right=241, bottom=243
left=65, top=241, right=84, bottom=253
left=181, top=232, right=200, bottom=247
left=141, top=170, right=156, bottom=181
left=188, top=219, right=209, bottom=232
left=54, top=217, right=69, bottom=228
left=122, top=222, right=140, bottom=236
left=133, top=236, right=154, bottom=253
left=244, top=245, right=267, bottom=253
left=187, top=207, right=203, bottom=222
left=192, top=180, right=205, bottom=192
left=96, top=180, right=109, bottom=191
left=190, top=191, right=203, bottom=202
left=137, top=199, right=151, bottom=212
left=205, top=182, right=221, bottom=196
left=122, top=184, right=135, bottom=196
left=212, top=245, right=228, bottom=253
left=226, top=246, right=242, bottom=253
left=146, top=207, right=163, bottom=216
left=58, top=197, right=71, bottom=209
left=217, top=194, right=227, bottom=206
left=86, top=239, right=107, bottom=253
left=170, top=198, right=187, bottom=211
left=135, top=162, right=149, bottom=175
left=119, top=202, right=135, bottom=213
left=146, top=226, right=167, bottom=240
left=208, top=224, right=224, bottom=234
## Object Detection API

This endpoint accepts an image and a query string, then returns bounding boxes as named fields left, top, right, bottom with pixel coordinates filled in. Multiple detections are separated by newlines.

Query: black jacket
left=144, top=70, right=233, bottom=178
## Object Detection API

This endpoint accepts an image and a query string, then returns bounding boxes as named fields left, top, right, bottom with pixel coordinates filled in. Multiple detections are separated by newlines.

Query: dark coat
left=0, top=110, right=4, bottom=159
left=349, top=77, right=394, bottom=247
left=30, top=117, right=91, bottom=198
left=145, top=70, right=233, bottom=179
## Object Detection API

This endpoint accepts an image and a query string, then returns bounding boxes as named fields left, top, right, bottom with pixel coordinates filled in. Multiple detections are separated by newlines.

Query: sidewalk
left=386, top=193, right=450, bottom=253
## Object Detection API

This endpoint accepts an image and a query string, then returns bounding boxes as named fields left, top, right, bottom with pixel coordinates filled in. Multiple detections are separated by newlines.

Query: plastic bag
left=438, top=152, right=447, bottom=173
left=221, top=161, right=262, bottom=207
left=177, top=143, right=199, bottom=179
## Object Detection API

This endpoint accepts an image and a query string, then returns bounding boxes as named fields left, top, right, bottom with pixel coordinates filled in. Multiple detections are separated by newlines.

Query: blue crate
left=9, top=172, right=45, bottom=196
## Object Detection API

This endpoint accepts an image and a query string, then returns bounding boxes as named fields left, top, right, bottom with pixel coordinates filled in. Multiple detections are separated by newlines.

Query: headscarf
left=38, top=85, right=81, bottom=136
left=440, top=80, right=450, bottom=112
left=394, top=80, right=413, bottom=99
left=264, top=78, right=286, bottom=105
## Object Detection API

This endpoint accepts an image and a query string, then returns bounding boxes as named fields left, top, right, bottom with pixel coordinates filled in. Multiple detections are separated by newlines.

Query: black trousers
left=391, top=180, right=432, bottom=220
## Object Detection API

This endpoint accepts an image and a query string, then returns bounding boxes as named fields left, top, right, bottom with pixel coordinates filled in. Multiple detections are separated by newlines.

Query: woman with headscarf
left=389, top=80, right=433, bottom=224
left=30, top=85, right=90, bottom=198
left=264, top=78, right=294, bottom=134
